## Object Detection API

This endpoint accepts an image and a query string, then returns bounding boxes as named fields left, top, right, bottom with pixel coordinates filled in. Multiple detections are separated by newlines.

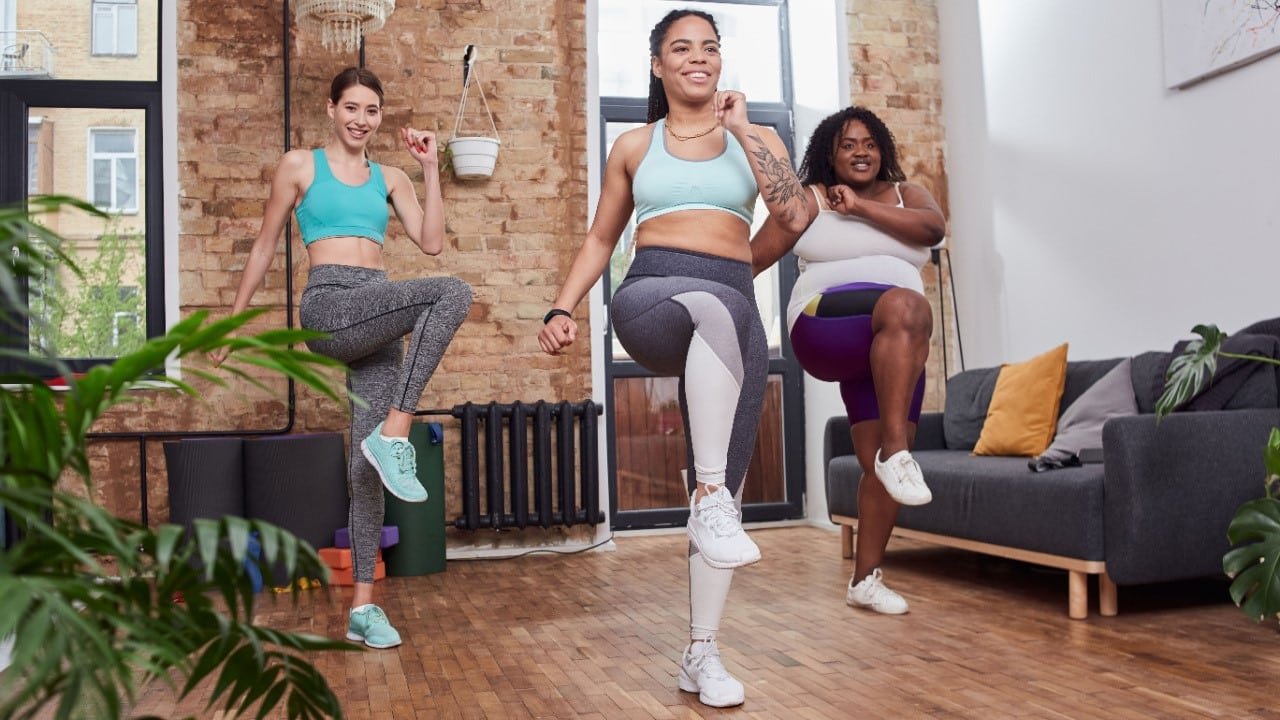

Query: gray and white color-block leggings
left=612, top=247, right=768, bottom=641
left=611, top=246, right=768, bottom=516
left=300, top=264, right=472, bottom=583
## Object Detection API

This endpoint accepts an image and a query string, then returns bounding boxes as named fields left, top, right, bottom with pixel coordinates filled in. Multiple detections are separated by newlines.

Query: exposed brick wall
left=83, top=1, right=947, bottom=544
left=847, top=0, right=954, bottom=410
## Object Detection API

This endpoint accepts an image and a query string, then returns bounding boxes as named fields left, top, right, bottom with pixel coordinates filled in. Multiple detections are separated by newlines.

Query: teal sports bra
left=295, top=148, right=389, bottom=245
left=632, top=119, right=757, bottom=226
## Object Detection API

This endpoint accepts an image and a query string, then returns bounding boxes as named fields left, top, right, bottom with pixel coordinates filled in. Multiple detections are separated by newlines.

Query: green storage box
left=382, top=422, right=446, bottom=576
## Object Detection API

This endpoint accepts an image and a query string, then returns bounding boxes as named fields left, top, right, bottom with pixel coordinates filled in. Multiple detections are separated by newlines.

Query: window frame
left=88, top=126, right=139, bottom=214
left=594, top=0, right=808, bottom=531
left=0, top=77, right=164, bottom=374
left=91, top=0, right=138, bottom=57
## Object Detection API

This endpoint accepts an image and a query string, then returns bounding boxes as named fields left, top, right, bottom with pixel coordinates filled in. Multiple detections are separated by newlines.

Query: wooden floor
left=131, top=526, right=1280, bottom=719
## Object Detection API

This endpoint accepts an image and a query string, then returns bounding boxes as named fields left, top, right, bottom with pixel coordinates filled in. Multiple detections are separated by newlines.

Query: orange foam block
left=328, top=560, right=386, bottom=586
left=319, top=547, right=385, bottom=570
left=318, top=547, right=385, bottom=585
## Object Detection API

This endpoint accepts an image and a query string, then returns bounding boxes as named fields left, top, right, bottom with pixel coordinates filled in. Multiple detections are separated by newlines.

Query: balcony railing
left=0, top=31, right=55, bottom=78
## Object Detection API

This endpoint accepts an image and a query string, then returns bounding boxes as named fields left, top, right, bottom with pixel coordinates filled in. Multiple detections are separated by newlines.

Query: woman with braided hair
left=538, top=8, right=808, bottom=708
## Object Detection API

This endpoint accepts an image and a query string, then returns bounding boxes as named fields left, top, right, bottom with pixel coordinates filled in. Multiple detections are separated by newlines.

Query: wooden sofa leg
left=1068, top=570, right=1088, bottom=619
left=1098, top=573, right=1118, bottom=617
left=841, top=525, right=853, bottom=559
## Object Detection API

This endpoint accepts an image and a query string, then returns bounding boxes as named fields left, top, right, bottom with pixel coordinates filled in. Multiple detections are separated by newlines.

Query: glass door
left=597, top=0, right=804, bottom=530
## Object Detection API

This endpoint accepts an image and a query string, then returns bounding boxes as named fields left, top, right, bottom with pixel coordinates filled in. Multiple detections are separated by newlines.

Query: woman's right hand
left=827, top=184, right=863, bottom=217
left=538, top=315, right=578, bottom=355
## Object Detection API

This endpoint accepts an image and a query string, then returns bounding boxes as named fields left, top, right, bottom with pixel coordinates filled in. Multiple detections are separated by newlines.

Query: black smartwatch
left=543, top=308, right=572, bottom=324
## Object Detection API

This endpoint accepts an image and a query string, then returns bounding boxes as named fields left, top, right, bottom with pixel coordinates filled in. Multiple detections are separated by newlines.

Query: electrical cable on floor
left=463, top=533, right=617, bottom=560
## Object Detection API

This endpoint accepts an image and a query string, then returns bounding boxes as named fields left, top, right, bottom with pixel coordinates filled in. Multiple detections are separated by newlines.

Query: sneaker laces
left=390, top=441, right=416, bottom=475
left=883, top=453, right=920, bottom=487
left=362, top=605, right=389, bottom=625
left=697, top=490, right=742, bottom=538
left=689, top=642, right=731, bottom=681
left=856, top=571, right=894, bottom=604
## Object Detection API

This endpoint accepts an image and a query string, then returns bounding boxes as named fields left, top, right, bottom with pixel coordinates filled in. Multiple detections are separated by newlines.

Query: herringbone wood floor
left=130, top=527, right=1280, bottom=719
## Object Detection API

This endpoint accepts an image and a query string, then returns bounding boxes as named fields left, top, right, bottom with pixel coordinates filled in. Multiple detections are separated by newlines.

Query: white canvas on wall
left=1161, top=0, right=1280, bottom=88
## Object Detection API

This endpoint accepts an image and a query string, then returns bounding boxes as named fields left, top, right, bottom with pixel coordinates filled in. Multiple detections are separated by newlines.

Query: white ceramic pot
left=446, top=136, right=500, bottom=180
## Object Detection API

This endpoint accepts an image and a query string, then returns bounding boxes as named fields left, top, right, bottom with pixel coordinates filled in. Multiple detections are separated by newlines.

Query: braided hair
left=797, top=107, right=906, bottom=187
left=645, top=9, right=721, bottom=124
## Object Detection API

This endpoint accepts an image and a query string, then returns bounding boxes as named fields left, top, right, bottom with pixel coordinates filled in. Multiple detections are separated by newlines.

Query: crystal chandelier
left=295, top=0, right=396, bottom=53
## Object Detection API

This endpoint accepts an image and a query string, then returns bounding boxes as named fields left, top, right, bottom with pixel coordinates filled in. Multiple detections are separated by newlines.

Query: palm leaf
left=1, top=197, right=359, bottom=719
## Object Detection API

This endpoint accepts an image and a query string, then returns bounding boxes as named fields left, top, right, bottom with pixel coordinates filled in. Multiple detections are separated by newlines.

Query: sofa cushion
left=827, top=450, right=1105, bottom=560
left=1060, top=358, right=1126, bottom=409
left=974, top=343, right=1069, bottom=457
left=1130, top=350, right=1168, bottom=414
left=942, top=367, right=1001, bottom=450
left=1032, top=358, right=1138, bottom=470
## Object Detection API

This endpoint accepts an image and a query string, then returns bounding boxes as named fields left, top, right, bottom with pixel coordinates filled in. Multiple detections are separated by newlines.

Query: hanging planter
left=447, top=45, right=500, bottom=180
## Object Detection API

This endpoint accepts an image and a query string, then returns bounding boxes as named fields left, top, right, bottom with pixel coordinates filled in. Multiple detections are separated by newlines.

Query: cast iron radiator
left=451, top=400, right=606, bottom=530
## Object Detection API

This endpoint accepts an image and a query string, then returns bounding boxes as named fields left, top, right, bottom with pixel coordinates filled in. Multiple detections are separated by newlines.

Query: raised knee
left=881, top=292, right=932, bottom=336
left=449, top=277, right=474, bottom=306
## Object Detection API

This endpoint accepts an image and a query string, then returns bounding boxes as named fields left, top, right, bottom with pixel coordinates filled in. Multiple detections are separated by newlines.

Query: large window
left=92, top=0, right=138, bottom=57
left=0, top=0, right=163, bottom=374
left=89, top=127, right=138, bottom=213
left=595, top=0, right=806, bottom=530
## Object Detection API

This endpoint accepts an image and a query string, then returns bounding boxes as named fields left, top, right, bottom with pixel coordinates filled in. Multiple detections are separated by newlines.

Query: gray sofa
left=824, top=350, right=1280, bottom=619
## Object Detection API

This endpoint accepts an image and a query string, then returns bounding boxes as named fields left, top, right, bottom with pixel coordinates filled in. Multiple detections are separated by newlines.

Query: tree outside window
left=29, top=225, right=145, bottom=358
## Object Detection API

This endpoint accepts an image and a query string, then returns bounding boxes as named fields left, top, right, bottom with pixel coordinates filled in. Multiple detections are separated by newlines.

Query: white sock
left=379, top=433, right=407, bottom=443
left=689, top=551, right=734, bottom=642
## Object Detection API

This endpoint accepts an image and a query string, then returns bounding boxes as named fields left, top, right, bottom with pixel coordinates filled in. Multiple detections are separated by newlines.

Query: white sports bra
left=785, top=184, right=928, bottom=330
left=791, top=184, right=929, bottom=270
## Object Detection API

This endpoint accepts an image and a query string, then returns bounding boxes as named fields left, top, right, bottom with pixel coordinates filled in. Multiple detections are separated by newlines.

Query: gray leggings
left=300, top=264, right=472, bottom=583
left=611, top=246, right=767, bottom=518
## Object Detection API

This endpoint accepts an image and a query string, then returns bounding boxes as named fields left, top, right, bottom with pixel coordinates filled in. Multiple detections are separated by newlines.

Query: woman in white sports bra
left=752, top=106, right=946, bottom=616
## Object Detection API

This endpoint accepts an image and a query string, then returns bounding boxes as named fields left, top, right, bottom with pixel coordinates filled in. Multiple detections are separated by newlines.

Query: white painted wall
left=939, top=0, right=1280, bottom=369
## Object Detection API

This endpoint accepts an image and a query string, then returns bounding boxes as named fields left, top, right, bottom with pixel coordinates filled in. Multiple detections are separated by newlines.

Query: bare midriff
left=304, top=235, right=386, bottom=270
left=634, top=209, right=752, bottom=264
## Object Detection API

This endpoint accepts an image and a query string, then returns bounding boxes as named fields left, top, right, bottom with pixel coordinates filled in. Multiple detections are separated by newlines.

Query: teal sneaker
left=360, top=422, right=426, bottom=502
left=346, top=604, right=402, bottom=649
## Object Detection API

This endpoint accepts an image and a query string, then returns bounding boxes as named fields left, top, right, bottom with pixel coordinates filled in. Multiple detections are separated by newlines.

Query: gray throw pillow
left=1030, top=357, right=1137, bottom=471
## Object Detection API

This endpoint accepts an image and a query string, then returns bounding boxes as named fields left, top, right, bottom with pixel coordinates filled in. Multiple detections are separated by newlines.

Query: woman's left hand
left=402, top=127, right=438, bottom=165
left=714, top=90, right=749, bottom=133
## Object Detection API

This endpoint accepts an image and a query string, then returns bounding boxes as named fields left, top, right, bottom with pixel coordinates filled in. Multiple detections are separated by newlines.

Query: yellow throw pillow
left=973, top=343, right=1069, bottom=457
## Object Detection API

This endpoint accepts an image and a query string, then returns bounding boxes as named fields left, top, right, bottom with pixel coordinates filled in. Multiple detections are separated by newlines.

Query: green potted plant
left=1157, top=323, right=1280, bottom=624
left=0, top=196, right=360, bottom=719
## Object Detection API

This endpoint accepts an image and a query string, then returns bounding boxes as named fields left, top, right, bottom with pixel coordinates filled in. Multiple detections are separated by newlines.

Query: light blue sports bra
left=632, top=119, right=757, bottom=226
left=295, top=148, right=389, bottom=245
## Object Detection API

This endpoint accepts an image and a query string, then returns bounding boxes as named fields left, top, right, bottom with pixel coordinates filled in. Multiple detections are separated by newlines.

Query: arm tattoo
left=747, top=133, right=804, bottom=211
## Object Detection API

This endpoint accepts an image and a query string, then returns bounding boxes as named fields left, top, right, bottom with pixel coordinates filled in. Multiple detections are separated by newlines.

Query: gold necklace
left=665, top=118, right=718, bottom=141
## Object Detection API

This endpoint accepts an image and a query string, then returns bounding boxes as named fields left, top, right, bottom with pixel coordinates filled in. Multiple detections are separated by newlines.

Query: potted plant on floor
left=0, top=196, right=359, bottom=719
left=1158, top=323, right=1280, bottom=624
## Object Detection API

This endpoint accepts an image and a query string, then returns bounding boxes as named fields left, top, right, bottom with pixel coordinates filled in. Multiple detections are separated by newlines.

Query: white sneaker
left=686, top=485, right=761, bottom=569
left=874, top=449, right=932, bottom=506
left=678, top=640, right=745, bottom=707
left=846, top=568, right=910, bottom=615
